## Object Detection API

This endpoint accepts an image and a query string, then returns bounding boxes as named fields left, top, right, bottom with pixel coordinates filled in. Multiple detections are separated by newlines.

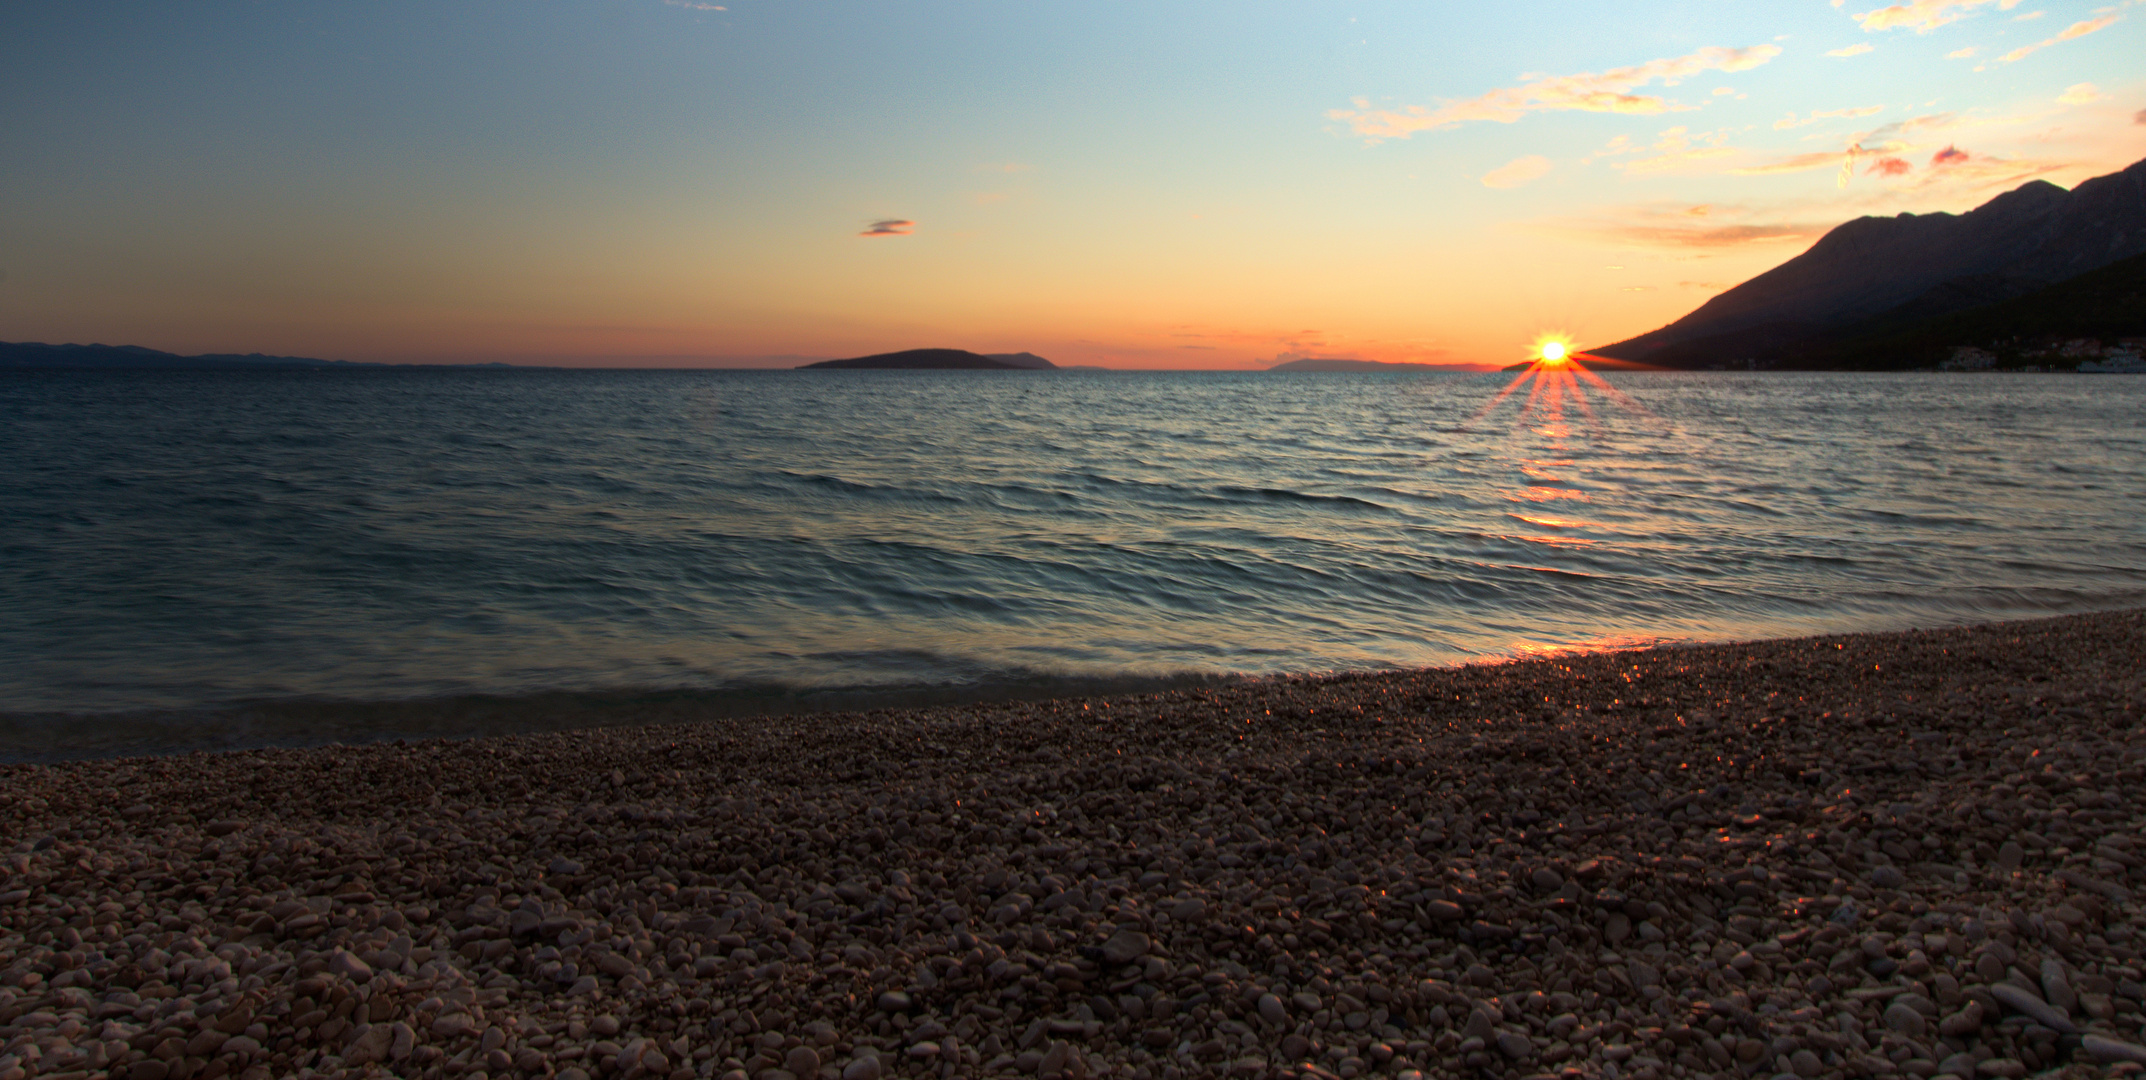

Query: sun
left=1530, top=333, right=1575, bottom=366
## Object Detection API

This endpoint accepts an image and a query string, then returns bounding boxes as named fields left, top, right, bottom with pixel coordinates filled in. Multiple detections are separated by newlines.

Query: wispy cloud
left=1991, top=14, right=2121, bottom=63
left=1947, top=45, right=1980, bottom=57
left=859, top=219, right=914, bottom=237
left=1774, top=105, right=1886, bottom=129
left=2057, top=83, right=2103, bottom=105
left=1866, top=155, right=1914, bottom=176
left=1482, top=155, right=1554, bottom=189
left=1542, top=201, right=1830, bottom=250
left=1732, top=151, right=1858, bottom=176
left=2012, top=9, right=2045, bottom=19
left=2137, top=108, right=2146, bottom=125
left=1329, top=45, right=1782, bottom=139
left=662, top=0, right=727, bottom=9
left=1732, top=112, right=1958, bottom=186
left=1615, top=127, right=1738, bottom=174
left=1850, top=0, right=2024, bottom=33
left=1826, top=43, right=1877, bottom=56
left=1576, top=221, right=1822, bottom=248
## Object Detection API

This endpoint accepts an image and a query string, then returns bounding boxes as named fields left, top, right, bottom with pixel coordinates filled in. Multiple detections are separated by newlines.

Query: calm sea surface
left=4, top=367, right=2143, bottom=759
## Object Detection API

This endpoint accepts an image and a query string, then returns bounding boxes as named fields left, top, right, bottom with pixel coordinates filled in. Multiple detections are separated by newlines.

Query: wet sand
left=3, top=609, right=2144, bottom=1080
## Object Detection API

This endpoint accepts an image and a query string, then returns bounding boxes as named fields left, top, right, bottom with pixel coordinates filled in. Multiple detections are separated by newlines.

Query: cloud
left=1774, top=105, right=1886, bottom=129
left=2013, top=9, right=2045, bottom=19
left=1930, top=144, right=1971, bottom=165
left=1482, top=155, right=1554, bottom=188
left=1826, top=43, right=1877, bottom=56
left=859, top=219, right=914, bottom=237
left=1615, top=127, right=1738, bottom=174
left=662, top=0, right=727, bottom=9
left=1546, top=204, right=1829, bottom=250
left=1680, top=281, right=1729, bottom=290
left=1850, top=0, right=2020, bottom=33
left=2057, top=83, right=2102, bottom=105
left=1732, top=150, right=1853, bottom=176
left=2137, top=108, right=2146, bottom=125
left=1867, top=155, right=1914, bottom=176
left=1594, top=222, right=1821, bottom=247
left=1947, top=45, right=1980, bottom=57
left=1993, top=14, right=2122, bottom=63
left=1328, top=44, right=1782, bottom=139
left=1732, top=111, right=1957, bottom=186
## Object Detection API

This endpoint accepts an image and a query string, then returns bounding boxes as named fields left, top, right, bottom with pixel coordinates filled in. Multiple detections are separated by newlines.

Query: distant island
left=800, top=349, right=1057, bottom=370
left=0, top=341, right=523, bottom=370
left=1592, top=155, right=2146, bottom=371
left=1265, top=358, right=1478, bottom=373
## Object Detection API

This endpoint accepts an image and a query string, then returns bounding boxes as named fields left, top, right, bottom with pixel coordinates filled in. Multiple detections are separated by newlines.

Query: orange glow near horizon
left=1469, top=332, right=1656, bottom=430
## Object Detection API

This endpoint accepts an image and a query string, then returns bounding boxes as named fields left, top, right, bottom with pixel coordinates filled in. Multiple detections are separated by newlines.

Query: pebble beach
left=5, top=609, right=2146, bottom=1080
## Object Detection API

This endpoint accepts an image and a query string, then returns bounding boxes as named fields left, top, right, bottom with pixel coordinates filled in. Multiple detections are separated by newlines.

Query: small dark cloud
left=2136, top=108, right=2146, bottom=125
left=1865, top=156, right=1912, bottom=177
left=860, top=219, right=914, bottom=237
left=1930, top=145, right=1970, bottom=166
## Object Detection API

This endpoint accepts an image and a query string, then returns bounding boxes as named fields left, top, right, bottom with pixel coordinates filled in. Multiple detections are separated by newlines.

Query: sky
left=2, top=1, right=2142, bottom=369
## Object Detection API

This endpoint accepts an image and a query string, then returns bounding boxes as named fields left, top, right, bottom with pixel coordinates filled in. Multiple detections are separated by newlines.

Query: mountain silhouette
left=0, top=341, right=375, bottom=369
left=800, top=349, right=1055, bottom=370
left=1594, top=156, right=2146, bottom=366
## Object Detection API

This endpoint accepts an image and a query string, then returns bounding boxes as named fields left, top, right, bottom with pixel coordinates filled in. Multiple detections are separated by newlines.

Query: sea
left=4, top=366, right=2143, bottom=761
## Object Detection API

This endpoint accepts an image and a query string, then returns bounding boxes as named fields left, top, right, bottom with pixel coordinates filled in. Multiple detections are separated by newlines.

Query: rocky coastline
left=4, top=610, right=2145, bottom=1080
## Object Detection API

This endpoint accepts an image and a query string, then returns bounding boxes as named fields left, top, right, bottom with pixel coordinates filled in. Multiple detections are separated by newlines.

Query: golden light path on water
left=1471, top=334, right=1675, bottom=664
left=1469, top=333, right=1656, bottom=431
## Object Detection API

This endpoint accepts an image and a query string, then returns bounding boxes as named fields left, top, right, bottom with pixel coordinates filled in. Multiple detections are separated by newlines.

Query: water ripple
left=2, top=367, right=2144, bottom=757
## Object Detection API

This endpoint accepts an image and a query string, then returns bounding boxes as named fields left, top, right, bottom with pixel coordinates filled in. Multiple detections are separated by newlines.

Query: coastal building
left=1939, top=347, right=1997, bottom=371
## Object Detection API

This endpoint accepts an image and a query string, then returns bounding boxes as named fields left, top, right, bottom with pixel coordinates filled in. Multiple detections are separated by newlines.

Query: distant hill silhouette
left=984, top=352, right=1057, bottom=370
left=1593, top=156, right=2146, bottom=368
left=1266, top=358, right=1472, bottom=372
left=0, top=341, right=528, bottom=370
left=1, top=341, right=372, bottom=369
left=801, top=348, right=1056, bottom=370
left=1812, top=249, right=2146, bottom=369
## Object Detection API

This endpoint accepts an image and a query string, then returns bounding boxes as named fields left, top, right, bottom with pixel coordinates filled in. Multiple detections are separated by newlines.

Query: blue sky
left=3, top=1, right=2141, bottom=366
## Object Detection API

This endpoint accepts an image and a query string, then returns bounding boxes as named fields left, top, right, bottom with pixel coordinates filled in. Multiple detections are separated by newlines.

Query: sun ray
left=1465, top=330, right=1659, bottom=431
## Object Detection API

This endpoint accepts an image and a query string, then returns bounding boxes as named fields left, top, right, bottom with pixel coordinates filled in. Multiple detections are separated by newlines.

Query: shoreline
left=3, top=609, right=2145, bottom=1080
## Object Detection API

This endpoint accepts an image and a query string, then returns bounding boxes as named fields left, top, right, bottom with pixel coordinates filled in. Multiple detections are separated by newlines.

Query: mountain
left=984, top=352, right=1057, bottom=370
left=1593, top=156, right=2146, bottom=367
left=1821, top=249, right=2146, bottom=369
left=1, top=341, right=369, bottom=369
left=1266, top=358, right=1471, bottom=372
left=800, top=348, right=1054, bottom=370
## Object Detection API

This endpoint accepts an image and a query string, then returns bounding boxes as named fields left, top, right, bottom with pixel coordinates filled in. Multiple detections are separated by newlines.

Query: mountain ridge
left=799, top=348, right=1057, bottom=370
left=1594, top=156, right=2146, bottom=366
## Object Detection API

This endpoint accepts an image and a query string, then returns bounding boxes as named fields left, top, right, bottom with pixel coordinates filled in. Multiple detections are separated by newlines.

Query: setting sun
left=1541, top=341, right=1568, bottom=363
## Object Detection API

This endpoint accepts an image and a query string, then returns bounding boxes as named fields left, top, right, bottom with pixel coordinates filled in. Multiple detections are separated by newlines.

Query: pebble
left=1883, top=1001, right=1927, bottom=1038
left=1, top=610, right=2143, bottom=1080
left=1990, top=983, right=2079, bottom=1034
left=2084, top=1035, right=2146, bottom=1065
left=1098, top=928, right=1149, bottom=965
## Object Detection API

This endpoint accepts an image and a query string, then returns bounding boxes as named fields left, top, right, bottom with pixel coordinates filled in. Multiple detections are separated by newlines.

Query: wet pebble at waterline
left=3, top=610, right=2146, bottom=1080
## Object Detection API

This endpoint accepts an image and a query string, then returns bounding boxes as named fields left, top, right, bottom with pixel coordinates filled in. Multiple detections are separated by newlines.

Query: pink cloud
left=859, top=219, right=915, bottom=237
left=1482, top=155, right=1554, bottom=189
left=1930, top=145, right=1971, bottom=165
left=1329, top=45, right=1782, bottom=139
left=1866, top=156, right=1913, bottom=176
left=1993, top=14, right=2121, bottom=63
left=1851, top=0, right=2018, bottom=33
